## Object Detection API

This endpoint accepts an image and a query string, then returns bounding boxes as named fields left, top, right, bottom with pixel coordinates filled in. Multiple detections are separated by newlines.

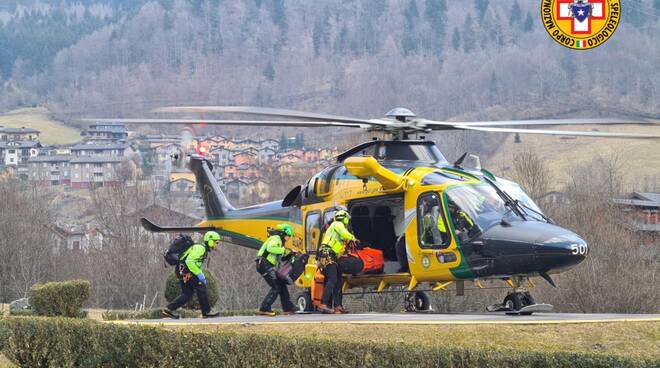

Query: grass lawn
left=182, top=321, right=660, bottom=361
left=0, top=107, right=81, bottom=145
left=487, top=123, right=660, bottom=189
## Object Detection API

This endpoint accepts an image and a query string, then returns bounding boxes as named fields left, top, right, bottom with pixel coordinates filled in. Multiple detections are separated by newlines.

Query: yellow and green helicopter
left=95, top=106, right=660, bottom=314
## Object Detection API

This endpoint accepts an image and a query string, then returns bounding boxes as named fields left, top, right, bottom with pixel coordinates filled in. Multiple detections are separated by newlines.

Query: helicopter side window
left=305, top=210, right=322, bottom=253
left=417, top=192, right=451, bottom=249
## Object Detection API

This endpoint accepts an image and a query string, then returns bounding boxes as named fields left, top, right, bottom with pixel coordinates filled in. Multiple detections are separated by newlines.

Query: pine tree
left=263, top=62, right=275, bottom=81
left=523, top=12, right=534, bottom=32
left=424, top=0, right=448, bottom=58
left=451, top=27, right=461, bottom=51
left=462, top=14, right=476, bottom=53
left=510, top=0, right=522, bottom=26
left=475, top=0, right=489, bottom=21
left=402, top=0, right=420, bottom=55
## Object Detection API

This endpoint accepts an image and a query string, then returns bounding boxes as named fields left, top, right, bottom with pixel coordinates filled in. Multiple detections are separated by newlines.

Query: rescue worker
left=255, top=224, right=297, bottom=316
left=318, top=209, right=355, bottom=314
left=449, top=202, right=475, bottom=240
left=163, top=231, right=221, bottom=319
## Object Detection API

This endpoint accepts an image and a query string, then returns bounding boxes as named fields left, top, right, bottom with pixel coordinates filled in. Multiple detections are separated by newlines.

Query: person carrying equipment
left=255, top=223, right=297, bottom=316
left=163, top=231, right=221, bottom=319
left=317, top=209, right=355, bottom=314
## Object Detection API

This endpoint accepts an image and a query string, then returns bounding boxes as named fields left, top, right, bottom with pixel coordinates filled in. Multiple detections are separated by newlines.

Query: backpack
left=163, top=234, right=194, bottom=266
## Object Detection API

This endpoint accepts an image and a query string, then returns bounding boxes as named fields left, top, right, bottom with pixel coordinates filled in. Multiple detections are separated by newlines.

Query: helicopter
left=90, top=106, right=660, bottom=315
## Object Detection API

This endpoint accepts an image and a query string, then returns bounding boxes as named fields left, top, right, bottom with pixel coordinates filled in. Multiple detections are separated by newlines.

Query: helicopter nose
left=536, top=230, right=588, bottom=272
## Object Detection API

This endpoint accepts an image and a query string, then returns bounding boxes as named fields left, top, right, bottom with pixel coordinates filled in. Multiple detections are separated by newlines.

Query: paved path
left=117, top=312, right=660, bottom=326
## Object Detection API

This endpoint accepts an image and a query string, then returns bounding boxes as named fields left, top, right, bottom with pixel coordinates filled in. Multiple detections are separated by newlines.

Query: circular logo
left=541, top=0, right=620, bottom=50
left=422, top=256, right=431, bottom=269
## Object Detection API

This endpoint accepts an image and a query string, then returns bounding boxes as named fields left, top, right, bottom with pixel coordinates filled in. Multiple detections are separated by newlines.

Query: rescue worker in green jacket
left=318, top=209, right=355, bottom=314
left=163, top=231, right=221, bottom=319
left=256, top=224, right=297, bottom=316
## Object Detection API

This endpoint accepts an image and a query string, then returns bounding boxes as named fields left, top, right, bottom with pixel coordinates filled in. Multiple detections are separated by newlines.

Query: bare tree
left=509, top=149, right=552, bottom=202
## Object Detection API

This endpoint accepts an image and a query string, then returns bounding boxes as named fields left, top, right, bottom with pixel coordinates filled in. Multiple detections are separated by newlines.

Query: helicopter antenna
left=454, top=152, right=468, bottom=169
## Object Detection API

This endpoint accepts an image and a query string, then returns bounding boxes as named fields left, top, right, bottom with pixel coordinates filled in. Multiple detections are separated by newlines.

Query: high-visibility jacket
left=321, top=220, right=355, bottom=256
left=180, top=244, right=207, bottom=276
left=257, top=235, right=287, bottom=266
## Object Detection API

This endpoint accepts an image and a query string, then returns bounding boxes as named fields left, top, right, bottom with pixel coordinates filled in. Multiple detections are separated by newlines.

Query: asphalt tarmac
left=124, top=312, right=660, bottom=326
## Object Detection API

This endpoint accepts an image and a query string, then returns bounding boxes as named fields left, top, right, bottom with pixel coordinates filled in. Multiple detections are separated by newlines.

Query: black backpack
left=163, top=234, right=194, bottom=266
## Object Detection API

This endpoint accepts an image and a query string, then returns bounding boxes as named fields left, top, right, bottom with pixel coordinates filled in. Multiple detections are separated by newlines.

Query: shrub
left=30, top=279, right=91, bottom=317
left=164, top=271, right=219, bottom=310
left=0, top=317, right=656, bottom=368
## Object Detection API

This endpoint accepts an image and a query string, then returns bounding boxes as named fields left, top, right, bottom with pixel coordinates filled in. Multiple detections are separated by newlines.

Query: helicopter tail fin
left=189, top=155, right=235, bottom=219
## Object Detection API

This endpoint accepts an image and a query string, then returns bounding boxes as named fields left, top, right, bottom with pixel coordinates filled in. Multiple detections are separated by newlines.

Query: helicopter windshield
left=445, top=183, right=521, bottom=241
left=494, top=179, right=547, bottom=222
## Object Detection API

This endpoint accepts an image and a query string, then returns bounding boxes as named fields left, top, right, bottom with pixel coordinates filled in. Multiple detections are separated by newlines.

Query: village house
left=302, top=148, right=320, bottom=162
left=27, top=155, right=71, bottom=186
left=236, top=163, right=259, bottom=179
left=70, top=142, right=132, bottom=157
left=225, top=178, right=251, bottom=203
left=279, top=152, right=301, bottom=164
left=233, top=149, right=258, bottom=166
left=613, top=192, right=660, bottom=231
left=168, top=171, right=196, bottom=196
left=69, top=156, right=130, bottom=189
left=257, top=147, right=277, bottom=164
left=260, top=138, right=279, bottom=152
left=248, top=178, right=271, bottom=201
left=81, top=123, right=129, bottom=142
left=0, top=127, right=40, bottom=142
left=0, top=140, right=41, bottom=166
left=48, top=223, right=105, bottom=252
left=223, top=163, right=238, bottom=179
left=211, top=146, right=236, bottom=165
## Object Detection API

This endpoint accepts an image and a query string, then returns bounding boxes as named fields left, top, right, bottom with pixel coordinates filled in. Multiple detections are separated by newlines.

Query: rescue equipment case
left=311, top=270, right=325, bottom=306
left=355, top=247, right=385, bottom=274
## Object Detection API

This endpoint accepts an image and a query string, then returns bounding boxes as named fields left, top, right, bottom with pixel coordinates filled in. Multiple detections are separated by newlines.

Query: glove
left=182, top=272, right=193, bottom=283
left=197, top=272, right=207, bottom=285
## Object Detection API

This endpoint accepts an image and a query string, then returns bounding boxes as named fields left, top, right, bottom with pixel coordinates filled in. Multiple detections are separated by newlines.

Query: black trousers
left=321, top=262, right=342, bottom=307
left=256, top=258, right=295, bottom=312
left=166, top=276, right=211, bottom=315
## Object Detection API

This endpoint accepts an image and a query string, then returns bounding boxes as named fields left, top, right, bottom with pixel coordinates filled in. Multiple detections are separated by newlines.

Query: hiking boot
left=334, top=306, right=349, bottom=314
left=162, top=308, right=180, bottom=319
left=202, top=311, right=221, bottom=318
left=256, top=310, right=277, bottom=317
left=318, top=304, right=334, bottom=314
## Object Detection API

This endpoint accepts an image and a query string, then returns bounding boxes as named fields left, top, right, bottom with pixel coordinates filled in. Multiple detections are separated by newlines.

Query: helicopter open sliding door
left=347, top=194, right=404, bottom=273
left=405, top=190, right=463, bottom=281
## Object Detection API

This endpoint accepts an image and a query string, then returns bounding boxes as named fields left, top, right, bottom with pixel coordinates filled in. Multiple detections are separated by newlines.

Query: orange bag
left=311, top=270, right=325, bottom=306
left=356, top=247, right=384, bottom=274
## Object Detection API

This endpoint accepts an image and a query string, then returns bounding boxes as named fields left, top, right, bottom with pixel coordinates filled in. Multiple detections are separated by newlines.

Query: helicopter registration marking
left=570, top=243, right=588, bottom=255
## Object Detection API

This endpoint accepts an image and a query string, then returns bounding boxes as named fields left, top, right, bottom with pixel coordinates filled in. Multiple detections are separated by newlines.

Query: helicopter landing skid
left=487, top=303, right=553, bottom=315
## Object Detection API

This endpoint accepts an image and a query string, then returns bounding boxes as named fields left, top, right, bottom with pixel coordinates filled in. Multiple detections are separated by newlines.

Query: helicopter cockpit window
left=445, top=184, right=520, bottom=242
left=305, top=211, right=322, bottom=252
left=417, top=192, right=451, bottom=249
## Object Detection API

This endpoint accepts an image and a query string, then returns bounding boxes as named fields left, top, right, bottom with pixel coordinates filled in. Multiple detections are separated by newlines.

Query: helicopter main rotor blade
left=451, top=118, right=655, bottom=127
left=79, top=118, right=369, bottom=128
left=417, top=118, right=656, bottom=129
left=454, top=125, right=660, bottom=139
left=153, top=105, right=390, bottom=127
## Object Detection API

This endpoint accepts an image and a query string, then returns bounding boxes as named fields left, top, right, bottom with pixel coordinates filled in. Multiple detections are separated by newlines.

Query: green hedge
left=0, top=317, right=656, bottom=368
left=164, top=271, right=219, bottom=310
left=30, top=280, right=90, bottom=317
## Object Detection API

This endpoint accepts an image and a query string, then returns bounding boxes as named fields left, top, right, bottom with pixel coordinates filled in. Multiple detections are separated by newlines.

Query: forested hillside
left=1, top=0, right=659, bottom=123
